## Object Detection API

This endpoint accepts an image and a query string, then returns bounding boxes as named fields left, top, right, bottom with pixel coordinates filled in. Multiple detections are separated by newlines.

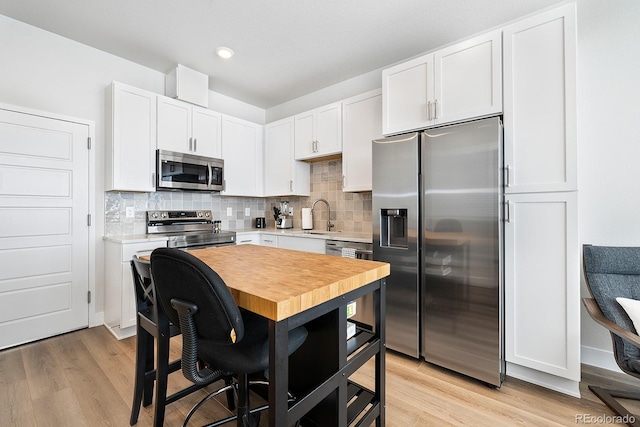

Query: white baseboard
left=581, top=344, right=623, bottom=373
left=90, top=310, right=104, bottom=328
left=507, top=362, right=581, bottom=397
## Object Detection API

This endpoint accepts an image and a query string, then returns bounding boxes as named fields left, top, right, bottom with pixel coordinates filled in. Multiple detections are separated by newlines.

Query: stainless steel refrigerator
left=372, top=117, right=504, bottom=387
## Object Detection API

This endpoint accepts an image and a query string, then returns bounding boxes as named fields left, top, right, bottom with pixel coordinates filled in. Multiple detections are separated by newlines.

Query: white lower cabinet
left=260, top=235, right=278, bottom=247
left=504, top=191, right=580, bottom=393
left=236, top=233, right=260, bottom=245
left=104, top=239, right=167, bottom=339
left=277, top=235, right=325, bottom=254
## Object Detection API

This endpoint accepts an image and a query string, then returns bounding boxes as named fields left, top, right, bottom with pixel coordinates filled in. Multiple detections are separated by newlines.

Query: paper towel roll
left=302, top=208, right=313, bottom=230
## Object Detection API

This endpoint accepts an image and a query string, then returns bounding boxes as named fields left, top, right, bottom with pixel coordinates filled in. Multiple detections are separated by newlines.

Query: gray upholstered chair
left=582, top=244, right=640, bottom=425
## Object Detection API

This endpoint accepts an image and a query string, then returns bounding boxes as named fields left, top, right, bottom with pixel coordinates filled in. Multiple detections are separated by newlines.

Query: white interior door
left=0, top=108, right=89, bottom=349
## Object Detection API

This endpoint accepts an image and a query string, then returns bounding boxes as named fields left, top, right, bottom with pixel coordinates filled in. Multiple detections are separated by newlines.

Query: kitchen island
left=166, top=244, right=389, bottom=426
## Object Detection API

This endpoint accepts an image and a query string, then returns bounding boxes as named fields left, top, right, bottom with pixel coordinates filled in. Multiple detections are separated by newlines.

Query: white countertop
left=104, top=228, right=372, bottom=244
left=234, top=228, right=372, bottom=244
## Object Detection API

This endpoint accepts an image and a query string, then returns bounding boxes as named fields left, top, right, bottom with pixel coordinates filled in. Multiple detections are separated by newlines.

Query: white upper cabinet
left=382, top=54, right=433, bottom=136
left=191, top=107, right=222, bottom=158
left=157, top=95, right=222, bottom=158
left=264, top=117, right=310, bottom=196
left=383, top=30, right=502, bottom=135
left=221, top=115, right=263, bottom=197
left=106, top=81, right=157, bottom=192
left=342, top=89, right=382, bottom=192
left=294, top=102, right=342, bottom=160
left=503, top=4, right=577, bottom=193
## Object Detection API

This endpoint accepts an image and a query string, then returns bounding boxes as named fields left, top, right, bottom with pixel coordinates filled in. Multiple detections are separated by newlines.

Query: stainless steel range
left=146, top=210, right=236, bottom=249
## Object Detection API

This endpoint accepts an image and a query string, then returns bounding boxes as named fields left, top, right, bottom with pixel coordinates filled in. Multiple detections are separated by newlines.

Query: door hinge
left=87, top=290, right=92, bottom=304
left=87, top=214, right=92, bottom=226
left=87, top=137, right=92, bottom=149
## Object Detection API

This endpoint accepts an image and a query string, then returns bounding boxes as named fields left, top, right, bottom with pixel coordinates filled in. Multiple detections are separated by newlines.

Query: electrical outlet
left=125, top=206, right=135, bottom=218
left=227, top=207, right=233, bottom=217
left=245, top=207, right=251, bottom=217
left=288, top=207, right=293, bottom=216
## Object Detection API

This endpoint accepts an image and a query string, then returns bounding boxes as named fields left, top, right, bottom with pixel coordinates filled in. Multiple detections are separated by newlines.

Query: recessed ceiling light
left=216, top=47, right=234, bottom=59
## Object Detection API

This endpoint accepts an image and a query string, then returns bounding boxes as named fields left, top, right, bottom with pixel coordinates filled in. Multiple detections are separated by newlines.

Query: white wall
left=577, top=0, right=640, bottom=368
left=266, top=69, right=381, bottom=122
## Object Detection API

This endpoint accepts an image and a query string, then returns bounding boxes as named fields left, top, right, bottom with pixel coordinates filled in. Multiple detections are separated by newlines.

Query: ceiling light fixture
left=216, top=47, right=234, bottom=59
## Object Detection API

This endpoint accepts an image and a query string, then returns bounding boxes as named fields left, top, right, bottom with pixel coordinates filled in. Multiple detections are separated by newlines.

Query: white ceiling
left=0, top=0, right=566, bottom=109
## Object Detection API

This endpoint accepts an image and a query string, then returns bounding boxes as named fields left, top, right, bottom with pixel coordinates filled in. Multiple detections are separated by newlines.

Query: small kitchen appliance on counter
left=274, top=201, right=293, bottom=229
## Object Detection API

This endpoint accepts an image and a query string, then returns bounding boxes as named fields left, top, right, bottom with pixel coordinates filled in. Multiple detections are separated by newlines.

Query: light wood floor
left=1, top=326, right=639, bottom=426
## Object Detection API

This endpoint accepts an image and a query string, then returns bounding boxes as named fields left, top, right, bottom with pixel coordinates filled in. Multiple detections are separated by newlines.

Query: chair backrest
left=583, top=245, right=640, bottom=363
left=131, top=255, right=155, bottom=311
left=150, top=247, right=244, bottom=345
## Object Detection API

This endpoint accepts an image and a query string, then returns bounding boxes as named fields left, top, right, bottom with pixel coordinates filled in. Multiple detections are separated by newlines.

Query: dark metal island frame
left=186, top=244, right=390, bottom=427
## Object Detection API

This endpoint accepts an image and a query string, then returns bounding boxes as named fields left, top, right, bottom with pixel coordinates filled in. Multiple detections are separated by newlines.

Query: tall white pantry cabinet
left=503, top=4, right=580, bottom=396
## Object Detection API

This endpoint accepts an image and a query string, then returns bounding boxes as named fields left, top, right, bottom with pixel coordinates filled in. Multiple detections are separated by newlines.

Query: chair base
left=184, top=375, right=268, bottom=427
left=589, top=385, right=640, bottom=427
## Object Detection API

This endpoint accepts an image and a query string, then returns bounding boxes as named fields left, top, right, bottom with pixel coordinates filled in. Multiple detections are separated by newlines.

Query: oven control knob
left=197, top=211, right=203, bottom=218
left=161, top=212, right=167, bottom=219
left=204, top=212, right=210, bottom=218
left=151, top=212, right=158, bottom=219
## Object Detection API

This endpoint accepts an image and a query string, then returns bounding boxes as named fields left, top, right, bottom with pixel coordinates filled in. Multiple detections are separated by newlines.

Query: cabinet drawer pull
left=505, top=200, right=511, bottom=223
left=505, top=165, right=511, bottom=187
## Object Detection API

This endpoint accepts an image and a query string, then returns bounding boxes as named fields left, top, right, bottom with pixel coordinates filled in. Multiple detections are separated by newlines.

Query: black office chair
left=150, top=247, right=308, bottom=427
left=129, top=256, right=233, bottom=426
left=582, top=245, right=640, bottom=426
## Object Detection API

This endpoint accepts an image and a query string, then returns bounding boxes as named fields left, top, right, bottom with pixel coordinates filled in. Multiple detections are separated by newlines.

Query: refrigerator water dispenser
left=380, top=209, right=408, bottom=249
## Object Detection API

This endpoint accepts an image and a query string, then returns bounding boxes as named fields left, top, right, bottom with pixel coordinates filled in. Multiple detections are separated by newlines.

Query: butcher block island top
left=164, top=244, right=390, bottom=321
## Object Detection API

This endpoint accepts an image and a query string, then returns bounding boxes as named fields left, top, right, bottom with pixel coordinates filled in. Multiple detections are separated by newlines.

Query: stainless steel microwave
left=156, top=150, right=224, bottom=192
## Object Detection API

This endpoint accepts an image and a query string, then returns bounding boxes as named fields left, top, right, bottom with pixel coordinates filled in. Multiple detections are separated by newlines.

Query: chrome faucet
left=311, top=198, right=334, bottom=231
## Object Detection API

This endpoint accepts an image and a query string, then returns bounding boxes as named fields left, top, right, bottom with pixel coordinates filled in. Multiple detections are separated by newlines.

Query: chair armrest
left=171, top=298, right=224, bottom=385
left=583, top=297, right=640, bottom=348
